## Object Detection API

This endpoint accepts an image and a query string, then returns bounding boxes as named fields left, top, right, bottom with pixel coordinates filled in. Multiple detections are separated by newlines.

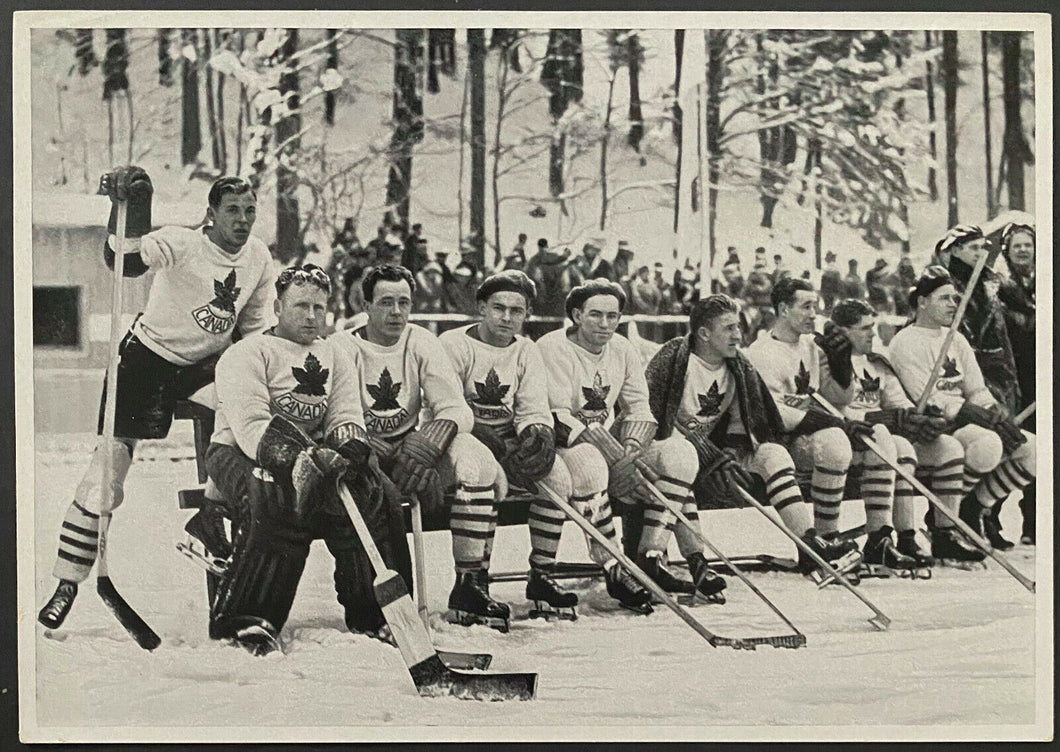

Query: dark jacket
left=645, top=335, right=787, bottom=453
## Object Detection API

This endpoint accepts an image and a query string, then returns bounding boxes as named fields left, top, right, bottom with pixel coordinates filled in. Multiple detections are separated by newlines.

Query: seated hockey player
left=644, top=294, right=857, bottom=576
left=329, top=265, right=511, bottom=630
left=205, top=264, right=410, bottom=654
left=537, top=279, right=727, bottom=611
left=744, top=277, right=864, bottom=568
left=827, top=298, right=962, bottom=575
left=439, top=270, right=582, bottom=620
left=38, top=171, right=276, bottom=630
left=888, top=266, right=1036, bottom=565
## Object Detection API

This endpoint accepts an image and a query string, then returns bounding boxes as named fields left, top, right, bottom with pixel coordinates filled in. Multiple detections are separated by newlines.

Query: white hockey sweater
left=329, top=323, right=474, bottom=441
left=842, top=353, right=915, bottom=421
left=887, top=325, right=995, bottom=419
left=117, top=226, right=275, bottom=366
left=674, top=351, right=745, bottom=438
left=537, top=326, right=655, bottom=444
left=211, top=331, right=365, bottom=459
left=439, top=324, right=552, bottom=437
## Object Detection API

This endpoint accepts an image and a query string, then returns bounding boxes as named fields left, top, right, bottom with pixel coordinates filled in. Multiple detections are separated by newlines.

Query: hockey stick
left=337, top=484, right=535, bottom=700
left=96, top=195, right=161, bottom=651
left=534, top=482, right=797, bottom=650
left=1013, top=401, right=1036, bottom=425
left=489, top=555, right=804, bottom=583
left=409, top=502, right=492, bottom=671
left=812, top=394, right=1035, bottom=593
left=583, top=425, right=806, bottom=648
left=915, top=248, right=989, bottom=413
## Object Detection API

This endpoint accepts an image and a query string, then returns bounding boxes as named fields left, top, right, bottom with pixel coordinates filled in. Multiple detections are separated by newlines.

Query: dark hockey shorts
left=97, top=331, right=219, bottom=440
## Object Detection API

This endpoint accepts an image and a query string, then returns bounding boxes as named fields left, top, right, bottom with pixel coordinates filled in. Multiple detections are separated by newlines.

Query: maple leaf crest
left=941, top=356, right=960, bottom=379
left=794, top=360, right=814, bottom=395
left=858, top=368, right=880, bottom=393
left=696, top=381, right=724, bottom=417
left=580, top=372, right=611, bottom=412
left=210, top=269, right=241, bottom=314
left=291, top=352, right=329, bottom=397
left=473, top=367, right=510, bottom=406
left=366, top=367, right=402, bottom=411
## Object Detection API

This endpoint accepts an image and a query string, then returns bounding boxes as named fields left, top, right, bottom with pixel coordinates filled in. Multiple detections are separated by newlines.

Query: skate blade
left=528, top=605, right=578, bottom=622
left=677, top=591, right=727, bottom=607
left=811, top=551, right=863, bottom=588
left=232, top=625, right=282, bottom=657
left=874, top=565, right=933, bottom=580
left=616, top=601, right=654, bottom=615
left=445, top=609, right=511, bottom=633
left=176, top=540, right=227, bottom=576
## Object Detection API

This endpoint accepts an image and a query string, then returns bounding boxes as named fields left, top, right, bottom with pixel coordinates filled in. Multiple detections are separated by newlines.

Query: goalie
left=205, top=264, right=410, bottom=655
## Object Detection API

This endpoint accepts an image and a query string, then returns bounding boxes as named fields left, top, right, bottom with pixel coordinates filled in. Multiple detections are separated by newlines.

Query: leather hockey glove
left=504, top=423, right=556, bottom=488
left=291, top=447, right=348, bottom=521
left=793, top=407, right=845, bottom=437
left=391, top=419, right=458, bottom=513
left=987, top=404, right=1027, bottom=455
left=814, top=321, right=854, bottom=389
left=99, top=165, right=154, bottom=238
left=607, top=449, right=656, bottom=507
left=843, top=417, right=875, bottom=452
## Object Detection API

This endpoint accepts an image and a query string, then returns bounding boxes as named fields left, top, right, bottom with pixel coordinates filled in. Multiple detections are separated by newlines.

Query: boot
left=38, top=579, right=78, bottom=629
left=526, top=566, right=578, bottom=620
left=604, top=561, right=653, bottom=614
left=686, top=551, right=727, bottom=603
left=798, top=530, right=860, bottom=575
left=637, top=550, right=694, bottom=594
left=446, top=571, right=511, bottom=632
left=931, top=527, right=986, bottom=567
left=981, top=506, right=1014, bottom=551
left=863, top=526, right=926, bottom=578
left=896, top=529, right=935, bottom=568
left=1019, top=483, right=1035, bottom=545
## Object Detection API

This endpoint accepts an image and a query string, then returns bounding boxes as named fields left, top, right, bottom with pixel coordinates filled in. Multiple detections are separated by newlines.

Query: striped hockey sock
left=926, top=456, right=965, bottom=529
left=450, top=483, right=496, bottom=573
left=961, top=467, right=987, bottom=497
left=859, top=458, right=895, bottom=533
left=975, top=458, right=1034, bottom=510
left=765, top=467, right=812, bottom=537
left=637, top=475, right=685, bottom=554
left=528, top=497, right=567, bottom=569
left=480, top=506, right=499, bottom=570
left=810, top=465, right=847, bottom=536
left=586, top=494, right=619, bottom=565
left=673, top=497, right=703, bottom=559
left=892, top=457, right=922, bottom=533
left=53, top=501, right=100, bottom=583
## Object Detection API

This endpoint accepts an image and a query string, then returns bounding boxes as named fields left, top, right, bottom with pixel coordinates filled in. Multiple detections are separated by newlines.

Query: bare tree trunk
left=705, top=30, right=725, bottom=270
left=325, top=29, right=339, bottom=126
left=599, top=74, right=616, bottom=230
left=627, top=32, right=643, bottom=152
left=1001, top=31, right=1030, bottom=211
left=469, top=29, right=487, bottom=268
left=457, top=67, right=469, bottom=252
left=942, top=30, right=959, bottom=227
left=181, top=29, right=202, bottom=167
left=981, top=31, right=995, bottom=219
left=493, top=50, right=511, bottom=264
left=672, top=29, right=684, bottom=233
left=215, top=29, right=228, bottom=172
left=202, top=29, right=222, bottom=171
left=925, top=30, right=939, bottom=203
left=385, top=29, right=424, bottom=233
left=275, top=29, right=301, bottom=263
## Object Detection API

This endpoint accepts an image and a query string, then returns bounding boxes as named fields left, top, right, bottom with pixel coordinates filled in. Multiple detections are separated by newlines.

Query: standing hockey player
left=644, top=294, right=858, bottom=575
left=744, top=277, right=864, bottom=567
left=205, top=264, right=409, bottom=654
left=828, top=298, right=962, bottom=575
left=439, top=270, right=578, bottom=620
left=888, top=267, right=1036, bottom=564
left=330, top=265, right=511, bottom=630
left=38, top=172, right=276, bottom=630
left=537, top=279, right=726, bottom=610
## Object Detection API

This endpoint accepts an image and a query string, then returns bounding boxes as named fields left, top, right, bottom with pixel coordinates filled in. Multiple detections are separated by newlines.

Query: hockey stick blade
left=438, top=649, right=493, bottom=671
left=97, top=576, right=161, bottom=651
left=409, top=653, right=537, bottom=701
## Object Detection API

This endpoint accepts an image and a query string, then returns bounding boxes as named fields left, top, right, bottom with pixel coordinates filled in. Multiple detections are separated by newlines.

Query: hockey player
left=827, top=298, right=963, bottom=574
left=744, top=277, right=867, bottom=560
left=205, top=264, right=408, bottom=654
left=329, top=265, right=511, bottom=630
left=38, top=172, right=276, bottom=630
left=439, top=270, right=578, bottom=619
left=537, top=279, right=727, bottom=610
left=644, top=294, right=860, bottom=576
left=888, top=267, right=1036, bottom=563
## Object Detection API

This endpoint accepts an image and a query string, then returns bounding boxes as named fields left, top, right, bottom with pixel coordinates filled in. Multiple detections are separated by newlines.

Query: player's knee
left=812, top=427, right=851, bottom=469
left=450, top=433, right=501, bottom=487
left=964, top=429, right=1003, bottom=473
left=563, top=444, right=609, bottom=496
left=867, top=426, right=898, bottom=465
left=541, top=457, right=574, bottom=499
left=753, top=442, right=794, bottom=478
left=651, top=436, right=698, bottom=483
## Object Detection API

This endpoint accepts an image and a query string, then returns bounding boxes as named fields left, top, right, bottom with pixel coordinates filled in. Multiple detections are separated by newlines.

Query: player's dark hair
left=771, top=276, right=815, bottom=314
left=564, top=278, right=627, bottom=321
left=208, top=176, right=256, bottom=208
left=830, top=298, right=876, bottom=328
left=362, top=263, right=416, bottom=302
left=689, top=294, right=739, bottom=335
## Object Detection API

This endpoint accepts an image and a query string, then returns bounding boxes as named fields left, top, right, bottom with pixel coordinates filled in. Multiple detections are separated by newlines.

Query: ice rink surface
left=24, top=437, right=1045, bottom=741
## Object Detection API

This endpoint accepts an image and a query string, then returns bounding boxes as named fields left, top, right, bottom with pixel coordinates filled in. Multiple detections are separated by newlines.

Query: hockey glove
left=504, top=423, right=556, bottom=487
left=987, top=405, right=1027, bottom=455
left=814, top=321, right=854, bottom=389
left=391, top=419, right=457, bottom=513
left=843, top=418, right=875, bottom=452
left=793, top=407, right=845, bottom=437
left=617, top=420, right=657, bottom=450
left=99, top=165, right=153, bottom=238
left=291, top=447, right=348, bottom=521
left=607, top=449, right=656, bottom=507
left=257, top=415, right=315, bottom=478
left=471, top=423, right=510, bottom=463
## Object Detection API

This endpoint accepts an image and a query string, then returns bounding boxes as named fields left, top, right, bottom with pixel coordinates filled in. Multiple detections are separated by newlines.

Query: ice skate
left=638, top=550, right=695, bottom=599
left=982, top=508, right=1014, bottom=551
left=38, top=579, right=78, bottom=629
left=895, top=529, right=935, bottom=577
left=799, top=531, right=862, bottom=586
left=862, top=526, right=930, bottom=580
left=446, top=571, right=511, bottom=632
left=232, top=617, right=282, bottom=657
left=604, top=561, right=653, bottom=615
left=932, top=527, right=987, bottom=569
left=176, top=538, right=228, bottom=576
left=526, top=566, right=578, bottom=621
left=685, top=552, right=728, bottom=605
left=184, top=502, right=233, bottom=560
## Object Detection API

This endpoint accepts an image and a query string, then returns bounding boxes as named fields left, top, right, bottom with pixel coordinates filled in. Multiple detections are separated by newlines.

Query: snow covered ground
left=21, top=434, right=1050, bottom=742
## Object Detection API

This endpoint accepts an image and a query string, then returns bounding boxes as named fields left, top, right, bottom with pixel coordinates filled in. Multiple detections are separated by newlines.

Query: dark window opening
left=34, top=286, right=81, bottom=348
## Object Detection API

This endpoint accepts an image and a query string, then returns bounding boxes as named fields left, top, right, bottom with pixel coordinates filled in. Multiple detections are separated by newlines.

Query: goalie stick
left=337, top=483, right=536, bottom=700
left=409, top=502, right=493, bottom=671
left=96, top=195, right=161, bottom=651
left=812, top=394, right=1035, bottom=593
left=583, top=425, right=806, bottom=648
left=534, top=481, right=803, bottom=650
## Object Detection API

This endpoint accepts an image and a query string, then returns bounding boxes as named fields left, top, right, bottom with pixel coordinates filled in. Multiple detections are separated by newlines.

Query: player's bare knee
left=812, top=427, right=851, bottom=469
